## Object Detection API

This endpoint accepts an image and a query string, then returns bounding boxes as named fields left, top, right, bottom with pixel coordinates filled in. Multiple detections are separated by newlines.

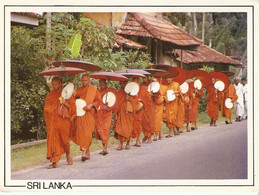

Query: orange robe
left=184, top=83, right=194, bottom=123
left=175, top=92, right=185, bottom=128
left=164, top=82, right=180, bottom=128
left=130, top=86, right=144, bottom=138
left=154, top=84, right=167, bottom=134
left=44, top=89, right=76, bottom=163
left=95, top=87, right=116, bottom=145
left=221, top=84, right=238, bottom=119
left=113, top=89, right=134, bottom=142
left=139, top=84, right=156, bottom=138
left=72, top=85, right=101, bottom=150
left=189, top=83, right=203, bottom=123
left=205, top=84, right=222, bottom=121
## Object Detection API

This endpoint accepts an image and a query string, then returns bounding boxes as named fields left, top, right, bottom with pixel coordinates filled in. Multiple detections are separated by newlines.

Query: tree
left=11, top=13, right=152, bottom=143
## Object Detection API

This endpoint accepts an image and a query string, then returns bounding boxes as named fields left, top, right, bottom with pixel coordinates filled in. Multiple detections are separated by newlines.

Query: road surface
left=12, top=120, right=247, bottom=180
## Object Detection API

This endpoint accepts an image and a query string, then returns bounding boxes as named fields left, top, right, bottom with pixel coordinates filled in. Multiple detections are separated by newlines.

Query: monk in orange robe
left=164, top=78, right=180, bottom=137
left=152, top=82, right=167, bottom=141
left=44, top=77, right=74, bottom=169
left=188, top=81, right=203, bottom=130
left=221, top=84, right=238, bottom=124
left=175, top=91, right=185, bottom=133
left=130, top=77, right=146, bottom=147
left=71, top=74, right=101, bottom=161
left=205, top=78, right=222, bottom=127
left=113, top=81, right=134, bottom=150
left=95, top=79, right=116, bottom=155
left=132, top=78, right=155, bottom=144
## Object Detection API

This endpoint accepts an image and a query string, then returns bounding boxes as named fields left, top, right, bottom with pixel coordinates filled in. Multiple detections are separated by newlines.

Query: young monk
left=113, top=81, right=134, bottom=150
left=132, top=77, right=155, bottom=144
left=44, top=77, right=74, bottom=169
left=189, top=80, right=203, bottom=130
left=175, top=90, right=185, bottom=133
left=95, top=79, right=116, bottom=155
left=205, top=78, right=222, bottom=127
left=221, top=84, right=238, bottom=124
left=71, top=74, right=101, bottom=161
left=152, top=79, right=167, bottom=141
left=130, top=77, right=146, bottom=147
left=164, top=78, right=180, bottom=137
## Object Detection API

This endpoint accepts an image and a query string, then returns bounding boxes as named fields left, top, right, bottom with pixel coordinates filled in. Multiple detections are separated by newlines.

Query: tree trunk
left=46, top=12, right=52, bottom=54
left=45, top=12, right=53, bottom=89
left=193, top=12, right=197, bottom=36
left=202, top=12, right=205, bottom=43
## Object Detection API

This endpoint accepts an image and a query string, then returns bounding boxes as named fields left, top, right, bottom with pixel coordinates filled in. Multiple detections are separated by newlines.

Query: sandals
left=100, top=150, right=108, bottom=155
left=81, top=150, right=87, bottom=162
left=47, top=163, right=57, bottom=169
left=166, top=134, right=173, bottom=138
left=133, top=143, right=141, bottom=147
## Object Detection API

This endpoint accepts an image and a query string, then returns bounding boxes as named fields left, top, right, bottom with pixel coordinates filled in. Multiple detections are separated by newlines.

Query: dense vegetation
left=11, top=12, right=247, bottom=144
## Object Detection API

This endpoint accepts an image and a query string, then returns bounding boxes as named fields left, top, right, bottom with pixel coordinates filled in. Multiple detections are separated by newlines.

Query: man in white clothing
left=234, top=77, right=244, bottom=122
left=241, top=78, right=248, bottom=119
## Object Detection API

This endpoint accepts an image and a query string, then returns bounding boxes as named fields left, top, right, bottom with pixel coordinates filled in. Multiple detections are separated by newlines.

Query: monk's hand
left=189, top=106, right=192, bottom=110
left=163, top=107, right=166, bottom=113
left=84, top=104, right=93, bottom=111
left=138, top=98, right=142, bottom=102
left=103, top=105, right=108, bottom=111
left=126, top=95, right=130, bottom=101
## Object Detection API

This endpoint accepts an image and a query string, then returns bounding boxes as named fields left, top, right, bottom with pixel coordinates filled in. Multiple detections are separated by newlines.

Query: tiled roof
left=114, top=35, right=147, bottom=50
left=13, top=12, right=42, bottom=19
left=174, top=45, right=242, bottom=66
left=116, top=12, right=202, bottom=49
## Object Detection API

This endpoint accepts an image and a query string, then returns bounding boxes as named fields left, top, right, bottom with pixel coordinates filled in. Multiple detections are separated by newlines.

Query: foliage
left=11, top=26, right=48, bottom=143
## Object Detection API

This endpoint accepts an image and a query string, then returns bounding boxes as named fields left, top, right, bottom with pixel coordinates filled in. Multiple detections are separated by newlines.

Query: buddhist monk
left=95, top=79, right=116, bottom=155
left=175, top=90, right=186, bottom=133
left=44, top=77, right=74, bottom=169
left=130, top=77, right=145, bottom=147
left=135, top=78, right=156, bottom=144
left=221, top=84, right=238, bottom=124
left=164, top=78, right=180, bottom=137
left=152, top=79, right=167, bottom=141
left=205, top=78, right=222, bottom=127
left=71, top=74, right=101, bottom=161
left=113, top=81, right=134, bottom=150
left=188, top=80, right=203, bottom=130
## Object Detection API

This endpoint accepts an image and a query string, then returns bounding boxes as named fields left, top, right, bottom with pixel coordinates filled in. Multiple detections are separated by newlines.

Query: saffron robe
left=113, top=89, right=134, bottom=142
left=95, top=87, right=116, bottom=145
left=139, top=84, right=156, bottom=138
left=189, top=83, right=203, bottom=123
left=154, top=84, right=167, bottom=134
left=44, top=89, right=76, bottom=163
left=205, top=84, right=222, bottom=121
left=164, top=82, right=180, bottom=128
left=175, top=92, right=185, bottom=128
left=221, top=84, right=238, bottom=119
left=71, top=85, right=101, bottom=150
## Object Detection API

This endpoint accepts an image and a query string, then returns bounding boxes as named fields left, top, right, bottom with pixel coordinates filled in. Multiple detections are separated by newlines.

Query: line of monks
left=44, top=71, right=238, bottom=169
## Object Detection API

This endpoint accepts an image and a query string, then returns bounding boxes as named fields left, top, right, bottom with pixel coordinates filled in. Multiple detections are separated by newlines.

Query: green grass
left=11, top=110, right=232, bottom=172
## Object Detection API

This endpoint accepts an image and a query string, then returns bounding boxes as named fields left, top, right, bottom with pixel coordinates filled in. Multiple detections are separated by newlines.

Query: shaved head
left=51, top=77, right=61, bottom=91
left=81, top=74, right=90, bottom=87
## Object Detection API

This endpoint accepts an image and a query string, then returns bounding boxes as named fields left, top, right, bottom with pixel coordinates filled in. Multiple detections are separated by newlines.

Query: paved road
left=12, top=120, right=247, bottom=180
